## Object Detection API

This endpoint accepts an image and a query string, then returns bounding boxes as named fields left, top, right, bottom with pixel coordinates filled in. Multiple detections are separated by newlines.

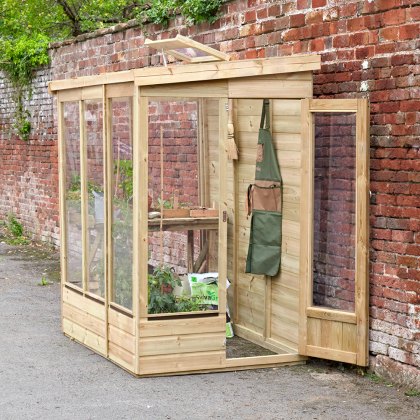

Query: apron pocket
left=245, top=210, right=282, bottom=276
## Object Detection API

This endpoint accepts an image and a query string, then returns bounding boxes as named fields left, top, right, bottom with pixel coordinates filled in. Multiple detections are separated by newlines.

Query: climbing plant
left=0, top=34, right=50, bottom=140
left=0, top=0, right=225, bottom=140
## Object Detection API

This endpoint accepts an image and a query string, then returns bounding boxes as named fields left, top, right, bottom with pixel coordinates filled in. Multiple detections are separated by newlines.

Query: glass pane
left=64, top=101, right=82, bottom=288
left=312, top=113, right=356, bottom=312
left=85, top=100, right=105, bottom=297
left=111, top=97, right=133, bottom=309
left=147, top=98, right=219, bottom=315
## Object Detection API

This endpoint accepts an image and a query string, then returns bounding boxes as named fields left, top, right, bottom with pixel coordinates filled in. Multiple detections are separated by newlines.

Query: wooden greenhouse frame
left=49, top=50, right=370, bottom=376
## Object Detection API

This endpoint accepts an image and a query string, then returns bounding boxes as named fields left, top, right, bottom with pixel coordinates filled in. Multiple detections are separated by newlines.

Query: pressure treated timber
left=306, top=307, right=357, bottom=324
left=63, top=287, right=105, bottom=320
left=145, top=34, right=230, bottom=63
left=140, top=81, right=228, bottom=98
left=63, top=302, right=106, bottom=338
left=139, top=314, right=225, bottom=337
left=355, top=99, right=370, bottom=367
left=109, top=325, right=136, bottom=354
left=109, top=308, right=135, bottom=335
left=225, top=353, right=306, bottom=368
left=53, top=58, right=371, bottom=376
left=63, top=318, right=106, bottom=355
left=228, top=79, right=312, bottom=99
left=135, top=55, right=321, bottom=86
left=109, top=342, right=135, bottom=371
left=299, top=98, right=370, bottom=367
left=106, top=83, right=133, bottom=98
left=139, top=332, right=225, bottom=356
left=50, top=56, right=320, bottom=92
left=305, top=345, right=357, bottom=364
left=58, top=101, right=67, bottom=332
left=139, top=351, right=225, bottom=375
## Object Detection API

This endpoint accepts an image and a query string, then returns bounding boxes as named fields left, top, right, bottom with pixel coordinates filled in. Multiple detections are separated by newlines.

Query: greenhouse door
left=299, top=99, right=370, bottom=366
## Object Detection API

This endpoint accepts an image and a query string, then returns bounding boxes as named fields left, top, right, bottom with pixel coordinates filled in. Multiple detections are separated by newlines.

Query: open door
left=299, top=99, right=369, bottom=366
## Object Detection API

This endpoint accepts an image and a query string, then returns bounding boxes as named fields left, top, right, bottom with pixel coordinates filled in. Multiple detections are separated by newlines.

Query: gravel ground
left=0, top=241, right=419, bottom=420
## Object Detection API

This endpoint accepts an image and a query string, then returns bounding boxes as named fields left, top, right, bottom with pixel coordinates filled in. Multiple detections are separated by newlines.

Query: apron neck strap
left=260, top=99, right=270, bottom=130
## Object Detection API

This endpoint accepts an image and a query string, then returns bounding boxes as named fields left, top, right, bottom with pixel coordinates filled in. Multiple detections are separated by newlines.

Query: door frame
left=299, top=98, right=370, bottom=366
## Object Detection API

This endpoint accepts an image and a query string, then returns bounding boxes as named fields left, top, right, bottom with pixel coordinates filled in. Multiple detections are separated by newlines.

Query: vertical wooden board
left=307, top=318, right=321, bottom=347
left=271, top=270, right=299, bottom=291
left=270, top=315, right=299, bottom=346
left=234, top=97, right=303, bottom=346
left=138, top=95, right=149, bottom=318
left=270, top=284, right=299, bottom=347
left=271, top=284, right=299, bottom=317
left=58, top=101, right=67, bottom=331
left=217, top=98, right=228, bottom=315
left=237, top=293, right=265, bottom=334
left=320, top=320, right=343, bottom=350
left=342, top=323, right=358, bottom=353
left=298, top=98, right=311, bottom=355
left=79, top=101, right=88, bottom=292
left=356, top=98, right=370, bottom=366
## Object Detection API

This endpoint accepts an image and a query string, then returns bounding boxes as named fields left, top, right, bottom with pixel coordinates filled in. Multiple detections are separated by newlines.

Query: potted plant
left=148, top=265, right=182, bottom=314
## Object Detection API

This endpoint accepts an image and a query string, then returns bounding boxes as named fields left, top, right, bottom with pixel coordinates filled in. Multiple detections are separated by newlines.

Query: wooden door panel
left=299, top=99, right=369, bottom=366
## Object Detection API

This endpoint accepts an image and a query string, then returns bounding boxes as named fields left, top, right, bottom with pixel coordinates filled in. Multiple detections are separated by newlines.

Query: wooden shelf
left=148, top=216, right=219, bottom=232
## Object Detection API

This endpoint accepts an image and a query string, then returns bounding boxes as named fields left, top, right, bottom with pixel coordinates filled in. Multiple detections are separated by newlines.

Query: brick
left=290, top=13, right=306, bottom=28
left=312, top=0, right=327, bottom=7
left=297, top=0, right=309, bottom=10
left=382, top=8, right=407, bottom=25
left=379, top=26, right=399, bottom=41
left=399, top=23, right=420, bottom=39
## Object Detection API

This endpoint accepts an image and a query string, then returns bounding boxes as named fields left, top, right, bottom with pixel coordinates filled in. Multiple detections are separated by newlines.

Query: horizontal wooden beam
left=306, top=307, right=357, bottom=324
left=135, top=55, right=321, bottom=86
left=49, top=55, right=320, bottom=92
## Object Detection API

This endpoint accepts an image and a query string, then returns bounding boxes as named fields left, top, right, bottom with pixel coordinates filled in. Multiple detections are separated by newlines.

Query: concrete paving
left=0, top=242, right=419, bottom=420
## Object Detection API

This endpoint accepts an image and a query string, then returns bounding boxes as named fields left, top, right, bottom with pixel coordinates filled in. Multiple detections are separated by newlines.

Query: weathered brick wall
left=0, top=67, right=59, bottom=244
left=0, top=0, right=418, bottom=386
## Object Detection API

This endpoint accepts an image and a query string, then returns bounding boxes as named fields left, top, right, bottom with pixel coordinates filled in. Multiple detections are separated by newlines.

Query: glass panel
left=312, top=113, right=356, bottom=312
left=85, top=100, right=105, bottom=297
left=147, top=98, right=220, bottom=315
left=111, top=97, right=133, bottom=309
left=64, top=101, right=82, bottom=288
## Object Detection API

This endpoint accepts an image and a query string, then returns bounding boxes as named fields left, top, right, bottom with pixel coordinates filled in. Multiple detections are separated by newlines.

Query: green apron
left=245, top=100, right=282, bottom=277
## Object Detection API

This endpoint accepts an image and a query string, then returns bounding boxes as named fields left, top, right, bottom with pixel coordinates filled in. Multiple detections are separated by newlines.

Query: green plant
left=148, top=265, right=182, bottom=314
left=8, top=215, right=23, bottom=237
left=38, top=276, right=50, bottom=286
left=143, top=0, right=224, bottom=27
left=4, top=215, right=29, bottom=245
left=114, top=159, right=133, bottom=201
left=404, top=389, right=420, bottom=397
left=0, top=34, right=50, bottom=141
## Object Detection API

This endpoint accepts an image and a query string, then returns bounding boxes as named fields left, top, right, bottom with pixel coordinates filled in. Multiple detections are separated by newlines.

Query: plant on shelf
left=147, top=265, right=209, bottom=314
left=148, top=265, right=182, bottom=314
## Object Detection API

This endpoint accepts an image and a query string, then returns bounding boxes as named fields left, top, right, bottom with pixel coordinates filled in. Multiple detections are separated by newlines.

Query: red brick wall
left=0, top=68, right=59, bottom=244
left=0, top=0, right=418, bottom=385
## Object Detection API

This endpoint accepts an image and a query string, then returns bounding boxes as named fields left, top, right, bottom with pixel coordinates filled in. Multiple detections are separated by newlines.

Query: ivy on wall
left=0, top=0, right=225, bottom=141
